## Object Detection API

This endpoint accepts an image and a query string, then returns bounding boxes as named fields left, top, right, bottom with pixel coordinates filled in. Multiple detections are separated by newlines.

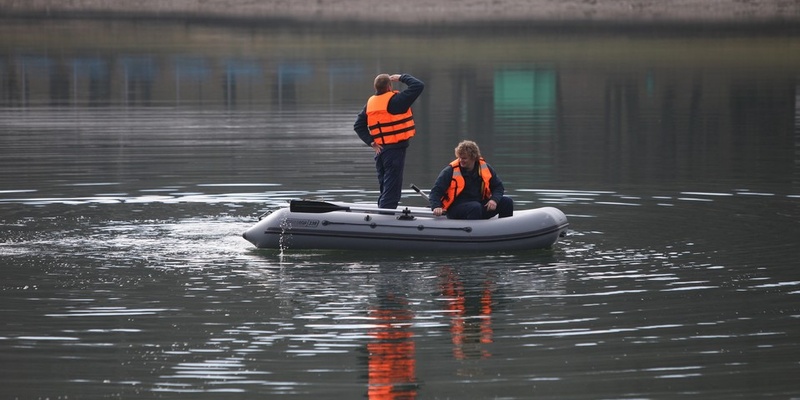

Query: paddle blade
left=289, top=200, right=349, bottom=213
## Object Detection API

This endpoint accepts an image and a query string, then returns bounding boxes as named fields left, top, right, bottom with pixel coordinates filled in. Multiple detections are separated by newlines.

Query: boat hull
left=243, top=202, right=569, bottom=252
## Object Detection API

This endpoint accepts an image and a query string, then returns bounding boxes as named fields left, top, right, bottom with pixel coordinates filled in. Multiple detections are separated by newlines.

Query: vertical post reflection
left=795, top=85, right=800, bottom=188
left=367, top=293, right=417, bottom=399
left=224, top=58, right=263, bottom=107
left=120, top=56, right=156, bottom=106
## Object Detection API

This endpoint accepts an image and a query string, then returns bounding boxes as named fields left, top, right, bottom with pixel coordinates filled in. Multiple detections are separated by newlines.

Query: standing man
left=354, top=73, right=424, bottom=209
left=429, top=140, right=514, bottom=220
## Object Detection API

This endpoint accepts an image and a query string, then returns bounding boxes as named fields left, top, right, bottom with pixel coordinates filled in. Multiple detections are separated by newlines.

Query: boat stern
left=542, top=206, right=570, bottom=241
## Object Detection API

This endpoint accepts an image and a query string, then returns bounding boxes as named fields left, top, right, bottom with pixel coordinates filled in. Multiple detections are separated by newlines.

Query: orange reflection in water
left=440, top=266, right=494, bottom=360
left=367, top=295, right=417, bottom=399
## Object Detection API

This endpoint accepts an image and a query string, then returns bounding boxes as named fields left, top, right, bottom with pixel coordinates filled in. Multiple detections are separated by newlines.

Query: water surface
left=1, top=18, right=799, bottom=399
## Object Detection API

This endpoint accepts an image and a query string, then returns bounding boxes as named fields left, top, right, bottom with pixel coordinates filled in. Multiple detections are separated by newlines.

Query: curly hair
left=454, top=140, right=481, bottom=160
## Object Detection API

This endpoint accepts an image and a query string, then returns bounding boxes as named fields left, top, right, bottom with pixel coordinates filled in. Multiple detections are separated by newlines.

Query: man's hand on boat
left=433, top=207, right=445, bottom=216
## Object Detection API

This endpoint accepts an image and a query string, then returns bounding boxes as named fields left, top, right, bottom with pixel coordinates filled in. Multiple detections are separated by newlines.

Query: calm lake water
left=1, top=18, right=799, bottom=399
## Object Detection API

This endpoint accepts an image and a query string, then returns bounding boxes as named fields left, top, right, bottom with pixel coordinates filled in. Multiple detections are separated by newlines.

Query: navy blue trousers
left=375, top=147, right=406, bottom=209
left=446, top=196, right=514, bottom=220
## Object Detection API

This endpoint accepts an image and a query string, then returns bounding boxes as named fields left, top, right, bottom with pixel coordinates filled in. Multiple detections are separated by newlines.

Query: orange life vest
left=441, top=158, right=493, bottom=210
left=366, top=91, right=416, bottom=145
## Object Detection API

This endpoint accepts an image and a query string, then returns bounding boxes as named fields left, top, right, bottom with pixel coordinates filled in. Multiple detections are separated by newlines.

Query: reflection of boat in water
left=242, top=200, right=569, bottom=252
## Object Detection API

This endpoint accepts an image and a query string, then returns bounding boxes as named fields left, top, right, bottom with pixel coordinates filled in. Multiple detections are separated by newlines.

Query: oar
left=410, top=183, right=429, bottom=201
left=289, top=199, right=435, bottom=216
left=410, top=184, right=446, bottom=215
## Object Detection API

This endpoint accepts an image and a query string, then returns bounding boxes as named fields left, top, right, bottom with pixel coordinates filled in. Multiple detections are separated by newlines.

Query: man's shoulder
left=439, top=164, right=455, bottom=175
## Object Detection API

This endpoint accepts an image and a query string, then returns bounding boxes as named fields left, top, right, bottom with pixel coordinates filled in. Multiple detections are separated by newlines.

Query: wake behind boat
left=243, top=200, right=569, bottom=252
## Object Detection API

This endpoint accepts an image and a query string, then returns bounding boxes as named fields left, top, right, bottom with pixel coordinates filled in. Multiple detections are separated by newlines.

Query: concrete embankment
left=1, top=0, right=798, bottom=26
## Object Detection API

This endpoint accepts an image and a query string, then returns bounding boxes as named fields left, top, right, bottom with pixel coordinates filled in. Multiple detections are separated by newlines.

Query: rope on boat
left=322, top=220, right=472, bottom=232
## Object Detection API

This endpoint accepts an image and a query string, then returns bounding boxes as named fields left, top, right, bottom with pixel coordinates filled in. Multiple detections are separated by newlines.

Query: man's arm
left=353, top=106, right=373, bottom=146
left=428, top=166, right=453, bottom=210
left=488, top=164, right=505, bottom=202
left=387, top=74, right=424, bottom=114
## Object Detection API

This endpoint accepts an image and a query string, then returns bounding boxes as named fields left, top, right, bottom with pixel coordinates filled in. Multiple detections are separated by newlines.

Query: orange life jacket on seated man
left=441, top=158, right=493, bottom=210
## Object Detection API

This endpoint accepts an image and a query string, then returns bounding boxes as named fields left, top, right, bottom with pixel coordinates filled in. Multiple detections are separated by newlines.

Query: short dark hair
left=374, top=74, right=391, bottom=94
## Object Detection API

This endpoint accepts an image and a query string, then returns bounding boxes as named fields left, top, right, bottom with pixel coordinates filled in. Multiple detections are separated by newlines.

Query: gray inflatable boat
left=243, top=200, right=569, bottom=252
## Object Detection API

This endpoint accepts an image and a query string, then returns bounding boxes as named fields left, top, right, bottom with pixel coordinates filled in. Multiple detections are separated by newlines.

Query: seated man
left=429, top=140, right=513, bottom=220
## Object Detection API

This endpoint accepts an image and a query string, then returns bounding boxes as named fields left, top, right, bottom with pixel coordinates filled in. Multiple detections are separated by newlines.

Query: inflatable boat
left=242, top=200, right=569, bottom=252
